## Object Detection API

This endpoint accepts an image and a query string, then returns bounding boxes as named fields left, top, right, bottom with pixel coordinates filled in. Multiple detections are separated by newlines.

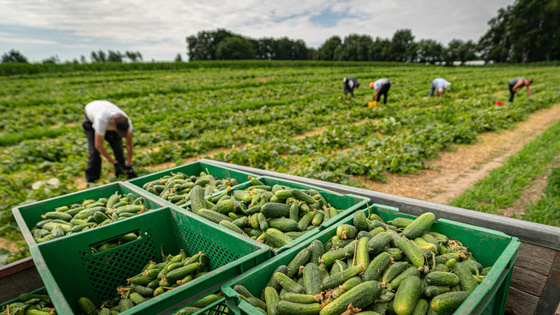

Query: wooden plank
left=510, top=265, right=549, bottom=296
left=514, top=242, right=556, bottom=275
left=0, top=266, right=43, bottom=302
left=506, top=286, right=539, bottom=315
left=536, top=251, right=560, bottom=315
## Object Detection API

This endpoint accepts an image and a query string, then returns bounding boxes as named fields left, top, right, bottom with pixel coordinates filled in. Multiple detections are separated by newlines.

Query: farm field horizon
left=1, top=61, right=560, bottom=261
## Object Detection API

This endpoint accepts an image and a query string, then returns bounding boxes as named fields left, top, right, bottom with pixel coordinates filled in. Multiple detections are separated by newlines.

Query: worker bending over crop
left=508, top=77, right=533, bottom=102
left=83, top=100, right=137, bottom=185
left=343, top=77, right=360, bottom=97
left=429, top=78, right=451, bottom=97
left=369, top=78, right=392, bottom=104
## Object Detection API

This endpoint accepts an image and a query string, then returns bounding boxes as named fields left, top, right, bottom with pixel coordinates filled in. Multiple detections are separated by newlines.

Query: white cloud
left=0, top=0, right=514, bottom=61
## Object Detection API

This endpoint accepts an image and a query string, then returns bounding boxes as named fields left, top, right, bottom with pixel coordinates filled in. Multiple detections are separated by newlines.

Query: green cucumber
left=277, top=300, right=321, bottom=315
left=429, top=291, right=471, bottom=315
left=303, top=263, right=322, bottom=295
left=319, top=281, right=382, bottom=315
left=393, top=276, right=422, bottom=315
left=401, top=212, right=435, bottom=239
left=363, top=252, right=392, bottom=282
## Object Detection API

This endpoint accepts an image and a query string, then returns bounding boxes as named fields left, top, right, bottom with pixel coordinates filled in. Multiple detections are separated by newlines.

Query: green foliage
left=1, top=49, right=29, bottom=64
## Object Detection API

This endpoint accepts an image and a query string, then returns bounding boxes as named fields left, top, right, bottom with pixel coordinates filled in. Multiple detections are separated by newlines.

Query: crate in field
left=221, top=205, right=520, bottom=315
left=127, top=160, right=257, bottom=207
left=29, top=207, right=272, bottom=315
left=12, top=181, right=166, bottom=248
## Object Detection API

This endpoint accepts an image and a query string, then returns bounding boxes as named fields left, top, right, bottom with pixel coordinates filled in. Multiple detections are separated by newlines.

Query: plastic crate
left=214, top=176, right=370, bottom=254
left=12, top=181, right=167, bottom=248
left=192, top=297, right=230, bottom=315
left=29, top=207, right=272, bottom=315
left=221, top=205, right=521, bottom=315
left=127, top=161, right=257, bottom=207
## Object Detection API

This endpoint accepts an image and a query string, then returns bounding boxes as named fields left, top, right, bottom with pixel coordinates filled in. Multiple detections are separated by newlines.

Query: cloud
left=0, top=0, right=514, bottom=61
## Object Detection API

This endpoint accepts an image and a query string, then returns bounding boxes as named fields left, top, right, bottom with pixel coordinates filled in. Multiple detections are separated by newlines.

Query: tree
left=91, top=50, right=107, bottom=63
left=315, top=36, right=343, bottom=60
left=175, top=53, right=183, bottom=62
left=107, top=50, right=123, bottom=63
left=254, top=38, right=277, bottom=60
left=186, top=29, right=234, bottom=61
left=390, top=29, right=414, bottom=62
left=369, top=37, right=392, bottom=61
left=275, top=38, right=308, bottom=60
left=42, top=55, right=60, bottom=64
left=215, top=36, right=256, bottom=60
left=125, top=51, right=142, bottom=62
left=478, top=6, right=514, bottom=63
left=413, top=40, right=444, bottom=64
left=341, top=34, right=373, bottom=61
left=80, top=55, right=87, bottom=64
left=1, top=49, right=29, bottom=63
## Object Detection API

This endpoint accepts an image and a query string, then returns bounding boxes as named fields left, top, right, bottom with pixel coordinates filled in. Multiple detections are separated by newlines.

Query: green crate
left=214, top=176, right=370, bottom=254
left=29, top=207, right=272, bottom=315
left=194, top=297, right=230, bottom=315
left=221, top=205, right=520, bottom=315
left=127, top=161, right=257, bottom=207
left=12, top=182, right=167, bottom=248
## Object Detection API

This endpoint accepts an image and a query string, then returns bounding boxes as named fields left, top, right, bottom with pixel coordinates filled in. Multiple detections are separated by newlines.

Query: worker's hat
left=369, top=82, right=374, bottom=89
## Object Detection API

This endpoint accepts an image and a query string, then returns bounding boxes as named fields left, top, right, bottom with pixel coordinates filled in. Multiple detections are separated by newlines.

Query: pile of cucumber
left=233, top=211, right=491, bottom=315
left=31, top=192, right=149, bottom=244
left=90, top=232, right=139, bottom=253
left=141, top=171, right=241, bottom=206
left=187, top=177, right=344, bottom=249
left=1, top=292, right=56, bottom=315
left=78, top=250, right=209, bottom=314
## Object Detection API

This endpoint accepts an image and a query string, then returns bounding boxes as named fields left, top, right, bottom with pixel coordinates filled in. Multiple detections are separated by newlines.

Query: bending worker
left=83, top=100, right=137, bottom=184
left=343, top=77, right=360, bottom=97
left=369, top=78, right=391, bottom=104
left=508, top=77, right=533, bottom=102
left=429, top=78, right=451, bottom=97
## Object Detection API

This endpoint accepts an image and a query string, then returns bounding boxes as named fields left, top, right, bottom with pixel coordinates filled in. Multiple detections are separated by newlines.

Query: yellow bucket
left=368, top=101, right=377, bottom=108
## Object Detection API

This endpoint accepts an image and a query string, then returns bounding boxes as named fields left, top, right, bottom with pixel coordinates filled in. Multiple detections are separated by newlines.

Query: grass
left=451, top=119, right=560, bottom=221
left=521, top=167, right=560, bottom=226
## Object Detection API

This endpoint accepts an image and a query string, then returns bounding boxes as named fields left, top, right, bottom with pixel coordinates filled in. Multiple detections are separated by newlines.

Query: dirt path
left=361, top=103, right=560, bottom=207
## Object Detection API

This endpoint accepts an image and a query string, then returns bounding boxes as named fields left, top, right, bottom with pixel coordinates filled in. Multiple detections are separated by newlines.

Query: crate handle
left=88, top=229, right=142, bottom=255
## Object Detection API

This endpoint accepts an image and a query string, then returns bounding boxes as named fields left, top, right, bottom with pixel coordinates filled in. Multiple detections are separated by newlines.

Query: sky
left=0, top=0, right=514, bottom=63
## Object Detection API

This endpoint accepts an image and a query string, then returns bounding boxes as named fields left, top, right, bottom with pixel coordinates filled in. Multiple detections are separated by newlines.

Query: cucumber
left=367, top=231, right=394, bottom=255
left=264, top=287, right=280, bottom=315
left=321, top=265, right=365, bottom=290
left=336, top=224, right=358, bottom=240
left=453, top=262, right=479, bottom=293
left=308, top=240, right=325, bottom=265
left=257, top=213, right=269, bottom=231
left=190, top=185, right=206, bottom=214
left=287, top=248, right=311, bottom=278
left=292, top=189, right=317, bottom=204
left=211, top=199, right=234, bottom=215
left=391, top=234, right=425, bottom=268
left=390, top=266, right=421, bottom=289
left=390, top=217, right=414, bottom=228
left=353, top=211, right=370, bottom=232
left=319, top=281, right=382, bottom=315
left=165, top=262, right=199, bottom=283
left=381, top=261, right=409, bottom=285
left=362, top=252, right=392, bottom=281
left=283, top=293, right=318, bottom=305
left=355, top=237, right=370, bottom=267
left=219, top=220, right=245, bottom=234
left=43, top=211, right=72, bottom=221
left=268, top=218, right=299, bottom=232
left=311, top=211, right=324, bottom=226
left=78, top=297, right=97, bottom=315
left=277, top=300, right=321, bottom=315
left=298, top=211, right=315, bottom=231
left=412, top=298, right=429, bottom=315
left=319, top=249, right=345, bottom=267
left=263, top=265, right=289, bottom=294
left=424, top=285, right=451, bottom=298
left=401, top=212, right=435, bottom=239
left=393, top=276, right=422, bottom=315
left=261, top=202, right=291, bottom=218
left=429, top=291, right=470, bottom=315
left=289, top=203, right=299, bottom=221
left=425, top=271, right=460, bottom=287
left=265, top=228, right=293, bottom=248
left=274, top=272, right=305, bottom=294
left=198, top=209, right=233, bottom=224
left=303, top=263, right=323, bottom=295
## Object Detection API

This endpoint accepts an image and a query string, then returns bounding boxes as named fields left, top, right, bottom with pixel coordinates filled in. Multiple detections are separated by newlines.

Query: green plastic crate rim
left=127, top=160, right=258, bottom=207
left=193, top=297, right=230, bottom=315
left=0, top=287, right=47, bottom=309
left=221, top=205, right=521, bottom=315
left=205, top=176, right=371, bottom=255
left=29, top=207, right=272, bottom=315
left=12, top=181, right=167, bottom=249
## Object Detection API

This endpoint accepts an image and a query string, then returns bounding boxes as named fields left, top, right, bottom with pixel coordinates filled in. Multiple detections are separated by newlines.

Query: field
left=1, top=61, right=559, bottom=262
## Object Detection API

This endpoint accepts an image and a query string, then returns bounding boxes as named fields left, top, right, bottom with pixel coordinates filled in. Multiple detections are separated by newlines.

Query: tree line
left=1, top=0, right=558, bottom=64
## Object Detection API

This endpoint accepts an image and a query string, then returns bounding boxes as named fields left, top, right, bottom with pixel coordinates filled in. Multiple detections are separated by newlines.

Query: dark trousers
left=377, top=82, right=391, bottom=104
left=508, top=82, right=516, bottom=102
left=83, top=118, right=125, bottom=182
left=343, top=83, right=355, bottom=97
